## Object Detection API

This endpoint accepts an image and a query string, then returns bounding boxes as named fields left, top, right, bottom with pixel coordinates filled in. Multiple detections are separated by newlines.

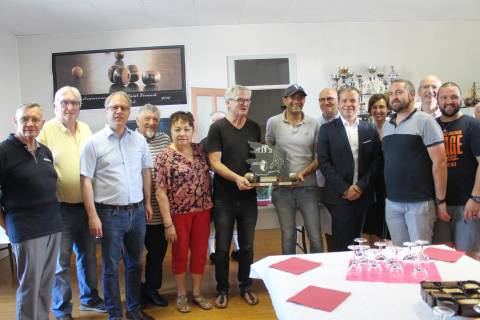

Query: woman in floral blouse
left=155, top=111, right=213, bottom=313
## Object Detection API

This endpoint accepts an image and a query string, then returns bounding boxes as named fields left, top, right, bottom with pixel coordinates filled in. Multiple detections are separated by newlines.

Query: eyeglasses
left=19, top=116, right=42, bottom=124
left=319, top=97, right=336, bottom=103
left=230, top=98, right=251, bottom=105
left=107, top=105, right=130, bottom=112
left=59, top=100, right=81, bottom=108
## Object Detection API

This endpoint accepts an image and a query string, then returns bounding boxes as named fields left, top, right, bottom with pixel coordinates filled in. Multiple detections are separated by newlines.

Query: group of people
left=0, top=75, right=479, bottom=320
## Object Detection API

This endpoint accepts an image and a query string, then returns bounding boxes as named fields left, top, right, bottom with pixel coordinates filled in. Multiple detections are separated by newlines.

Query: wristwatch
left=470, top=195, right=480, bottom=203
left=434, top=197, right=446, bottom=206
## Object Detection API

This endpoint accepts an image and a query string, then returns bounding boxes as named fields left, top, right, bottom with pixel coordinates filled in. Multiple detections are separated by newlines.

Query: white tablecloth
left=250, top=246, right=480, bottom=320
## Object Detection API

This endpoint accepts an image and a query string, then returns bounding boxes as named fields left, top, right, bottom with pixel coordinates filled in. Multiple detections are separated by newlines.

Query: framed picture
left=52, top=45, right=187, bottom=109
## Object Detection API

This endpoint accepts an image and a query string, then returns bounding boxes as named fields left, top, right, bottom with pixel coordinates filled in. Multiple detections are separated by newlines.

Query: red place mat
left=270, top=257, right=321, bottom=275
left=424, top=247, right=464, bottom=263
left=287, top=285, right=351, bottom=312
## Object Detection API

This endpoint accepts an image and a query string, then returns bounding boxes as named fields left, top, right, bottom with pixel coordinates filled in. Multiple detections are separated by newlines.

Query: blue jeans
left=213, top=198, right=258, bottom=294
left=272, top=186, right=322, bottom=254
left=385, top=199, right=437, bottom=246
left=97, top=204, right=146, bottom=318
left=52, top=203, right=100, bottom=317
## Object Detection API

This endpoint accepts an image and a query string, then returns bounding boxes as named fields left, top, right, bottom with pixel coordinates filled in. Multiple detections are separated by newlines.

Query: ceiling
left=1, top=0, right=479, bottom=36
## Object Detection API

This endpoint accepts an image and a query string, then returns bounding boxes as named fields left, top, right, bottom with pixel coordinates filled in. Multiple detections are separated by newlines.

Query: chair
left=0, top=228, right=15, bottom=278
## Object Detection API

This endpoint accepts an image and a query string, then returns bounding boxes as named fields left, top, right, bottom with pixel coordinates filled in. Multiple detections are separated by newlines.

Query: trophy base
left=249, top=181, right=302, bottom=187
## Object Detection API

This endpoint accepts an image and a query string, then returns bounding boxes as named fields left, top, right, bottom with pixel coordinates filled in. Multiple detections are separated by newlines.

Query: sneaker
left=79, top=298, right=107, bottom=313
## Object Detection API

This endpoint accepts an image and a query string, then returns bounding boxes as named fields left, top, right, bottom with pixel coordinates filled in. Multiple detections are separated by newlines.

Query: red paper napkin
left=270, top=257, right=321, bottom=275
left=424, top=247, right=464, bottom=263
left=287, top=285, right=351, bottom=312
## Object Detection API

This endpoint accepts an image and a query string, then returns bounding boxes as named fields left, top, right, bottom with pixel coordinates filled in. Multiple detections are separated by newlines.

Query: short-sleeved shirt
left=205, top=118, right=261, bottom=201
left=37, top=119, right=92, bottom=203
left=80, top=125, right=153, bottom=205
left=155, top=143, right=212, bottom=215
left=265, top=112, right=319, bottom=187
left=382, top=109, right=444, bottom=202
left=436, top=115, right=480, bottom=205
left=0, top=134, right=62, bottom=243
left=143, top=131, right=170, bottom=225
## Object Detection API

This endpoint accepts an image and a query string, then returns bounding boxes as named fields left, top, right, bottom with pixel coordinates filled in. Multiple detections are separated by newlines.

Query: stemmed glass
left=354, top=238, right=369, bottom=265
left=432, top=305, right=455, bottom=319
left=366, top=248, right=383, bottom=277
left=403, top=241, right=417, bottom=262
left=415, top=239, right=430, bottom=265
left=347, top=245, right=363, bottom=277
left=387, top=246, right=404, bottom=280
left=412, top=253, right=428, bottom=281
left=373, top=241, right=388, bottom=261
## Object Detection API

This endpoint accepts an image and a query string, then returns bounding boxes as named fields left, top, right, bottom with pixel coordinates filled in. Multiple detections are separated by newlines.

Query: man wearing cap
left=266, top=84, right=322, bottom=254
left=318, top=86, right=381, bottom=251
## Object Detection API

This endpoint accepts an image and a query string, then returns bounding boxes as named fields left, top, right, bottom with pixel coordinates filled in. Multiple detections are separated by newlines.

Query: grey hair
left=54, top=86, right=82, bottom=105
left=138, top=103, right=160, bottom=117
left=391, top=79, right=416, bottom=95
left=104, top=91, right=132, bottom=108
left=224, top=85, right=251, bottom=101
left=15, top=103, right=43, bottom=121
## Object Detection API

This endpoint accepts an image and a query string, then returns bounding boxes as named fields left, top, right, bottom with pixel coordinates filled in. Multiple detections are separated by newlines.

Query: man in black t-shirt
left=206, top=84, right=261, bottom=308
left=433, top=82, right=480, bottom=256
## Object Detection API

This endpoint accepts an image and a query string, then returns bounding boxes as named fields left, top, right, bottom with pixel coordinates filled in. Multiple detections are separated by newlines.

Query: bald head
left=418, top=75, right=442, bottom=112
left=318, top=88, right=338, bottom=120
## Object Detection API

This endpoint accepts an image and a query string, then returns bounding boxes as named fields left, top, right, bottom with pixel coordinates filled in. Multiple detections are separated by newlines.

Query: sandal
left=176, top=295, right=191, bottom=313
left=241, top=290, right=259, bottom=306
left=214, top=292, right=228, bottom=309
left=192, top=294, right=213, bottom=310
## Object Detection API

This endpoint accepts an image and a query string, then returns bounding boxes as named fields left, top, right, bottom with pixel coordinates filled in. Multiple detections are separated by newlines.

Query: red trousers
left=171, top=209, right=210, bottom=274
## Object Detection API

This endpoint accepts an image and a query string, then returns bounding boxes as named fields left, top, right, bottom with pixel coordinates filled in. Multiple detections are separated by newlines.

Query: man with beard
left=432, top=82, right=480, bottom=257
left=266, top=84, right=322, bottom=255
left=316, top=88, right=340, bottom=251
left=383, top=79, right=447, bottom=246
left=418, top=75, right=442, bottom=117
left=135, top=104, right=170, bottom=308
left=318, top=86, right=381, bottom=251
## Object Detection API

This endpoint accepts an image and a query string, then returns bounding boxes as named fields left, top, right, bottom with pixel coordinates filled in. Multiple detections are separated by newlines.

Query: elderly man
left=383, top=79, right=447, bottom=246
left=433, top=82, right=480, bottom=257
left=206, top=85, right=261, bottom=308
left=266, top=84, right=322, bottom=255
left=317, top=88, right=340, bottom=251
left=38, top=86, right=105, bottom=320
left=474, top=102, right=480, bottom=120
left=80, top=91, right=154, bottom=320
left=418, top=75, right=442, bottom=117
left=0, top=103, right=62, bottom=320
left=318, top=86, right=381, bottom=251
left=135, top=104, right=170, bottom=307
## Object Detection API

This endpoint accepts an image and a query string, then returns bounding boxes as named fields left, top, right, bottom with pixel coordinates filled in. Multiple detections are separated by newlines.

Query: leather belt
left=96, top=202, right=142, bottom=211
left=59, top=202, right=84, bottom=207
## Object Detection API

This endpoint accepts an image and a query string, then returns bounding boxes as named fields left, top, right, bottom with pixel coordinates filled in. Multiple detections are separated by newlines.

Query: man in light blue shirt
left=80, top=91, right=154, bottom=320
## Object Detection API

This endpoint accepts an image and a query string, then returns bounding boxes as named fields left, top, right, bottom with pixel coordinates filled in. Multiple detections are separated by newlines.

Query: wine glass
left=388, top=246, right=404, bottom=280
left=366, top=248, right=383, bottom=277
left=373, top=241, right=388, bottom=261
left=402, top=241, right=417, bottom=262
left=412, top=253, right=428, bottom=282
left=354, top=238, right=369, bottom=264
left=347, top=244, right=363, bottom=277
left=432, top=305, right=455, bottom=319
left=415, top=239, right=430, bottom=265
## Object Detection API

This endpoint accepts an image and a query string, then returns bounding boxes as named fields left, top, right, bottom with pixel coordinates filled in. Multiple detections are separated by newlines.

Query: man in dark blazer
left=317, top=86, right=381, bottom=251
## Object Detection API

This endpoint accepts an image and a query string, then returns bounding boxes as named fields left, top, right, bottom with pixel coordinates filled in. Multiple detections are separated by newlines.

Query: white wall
left=0, top=28, right=21, bottom=138
left=15, top=21, right=480, bottom=133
